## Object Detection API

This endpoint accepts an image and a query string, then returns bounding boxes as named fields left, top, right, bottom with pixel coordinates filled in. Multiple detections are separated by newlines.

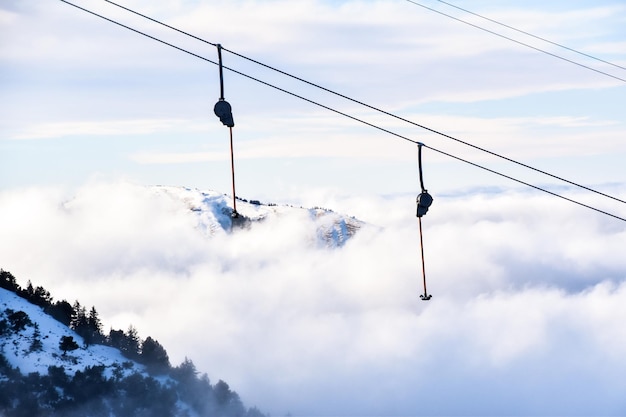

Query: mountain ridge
left=151, top=185, right=364, bottom=247
left=0, top=270, right=266, bottom=417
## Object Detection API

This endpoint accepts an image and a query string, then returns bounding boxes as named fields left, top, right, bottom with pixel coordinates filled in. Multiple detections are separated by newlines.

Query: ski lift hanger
left=57, top=0, right=626, bottom=225
left=416, top=143, right=433, bottom=301
left=213, top=44, right=238, bottom=220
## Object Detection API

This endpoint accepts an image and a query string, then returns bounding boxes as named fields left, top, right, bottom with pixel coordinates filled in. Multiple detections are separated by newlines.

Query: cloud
left=4, top=1, right=621, bottom=100
left=130, top=150, right=228, bottom=164
left=1, top=181, right=626, bottom=416
left=125, top=109, right=626, bottom=168
left=10, top=119, right=194, bottom=141
left=2, top=0, right=624, bottom=201
left=1, top=3, right=625, bottom=415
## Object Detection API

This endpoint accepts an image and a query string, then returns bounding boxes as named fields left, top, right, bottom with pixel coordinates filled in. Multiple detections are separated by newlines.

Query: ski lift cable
left=100, top=0, right=626, bottom=207
left=431, top=0, right=626, bottom=72
left=104, top=0, right=434, bottom=299
left=58, top=0, right=219, bottom=66
left=220, top=47, right=626, bottom=207
left=57, top=0, right=626, bottom=224
left=103, top=0, right=218, bottom=47
left=403, top=0, right=626, bottom=84
left=423, top=143, right=626, bottom=223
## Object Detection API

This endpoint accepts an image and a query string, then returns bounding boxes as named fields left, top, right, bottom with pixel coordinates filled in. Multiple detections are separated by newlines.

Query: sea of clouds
left=1, top=180, right=626, bottom=416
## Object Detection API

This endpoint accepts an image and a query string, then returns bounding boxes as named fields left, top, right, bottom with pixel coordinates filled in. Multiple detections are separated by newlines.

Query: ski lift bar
left=213, top=44, right=238, bottom=218
left=416, top=142, right=433, bottom=300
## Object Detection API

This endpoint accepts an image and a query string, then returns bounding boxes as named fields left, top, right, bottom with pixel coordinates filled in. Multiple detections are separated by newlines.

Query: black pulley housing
left=416, top=191, right=433, bottom=218
left=214, top=100, right=235, bottom=127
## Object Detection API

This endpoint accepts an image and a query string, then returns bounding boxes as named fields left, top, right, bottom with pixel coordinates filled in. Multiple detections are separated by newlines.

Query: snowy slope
left=0, top=286, right=258, bottom=417
left=152, top=186, right=363, bottom=247
left=0, top=288, right=141, bottom=378
left=0, top=187, right=362, bottom=376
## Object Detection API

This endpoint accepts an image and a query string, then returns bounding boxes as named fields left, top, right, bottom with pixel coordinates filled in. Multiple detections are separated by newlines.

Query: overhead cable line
left=57, top=0, right=626, bottom=223
left=221, top=46, right=626, bottom=207
left=98, top=0, right=626, bottom=208
left=104, top=0, right=218, bottom=47
left=422, top=145, right=626, bottom=223
left=432, top=0, right=626, bottom=72
left=403, top=0, right=626, bottom=84
left=59, top=0, right=218, bottom=65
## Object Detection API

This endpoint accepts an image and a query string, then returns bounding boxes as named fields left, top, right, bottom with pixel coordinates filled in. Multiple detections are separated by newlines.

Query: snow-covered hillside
left=0, top=288, right=138, bottom=378
left=151, top=186, right=363, bottom=247
left=0, top=278, right=265, bottom=417
left=0, top=185, right=364, bottom=415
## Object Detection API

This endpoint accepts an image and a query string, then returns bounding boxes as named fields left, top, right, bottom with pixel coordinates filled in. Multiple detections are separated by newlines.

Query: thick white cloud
left=2, top=1, right=625, bottom=414
left=1, top=181, right=625, bottom=416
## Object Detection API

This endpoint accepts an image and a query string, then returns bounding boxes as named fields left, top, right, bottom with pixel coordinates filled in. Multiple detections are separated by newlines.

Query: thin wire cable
left=433, top=0, right=626, bottom=71
left=57, top=0, right=626, bottom=223
left=104, top=0, right=217, bottom=47
left=59, top=0, right=218, bottom=66
left=421, top=144, right=626, bottom=223
left=403, top=0, right=626, bottom=83
left=221, top=47, right=626, bottom=207
left=100, top=0, right=626, bottom=207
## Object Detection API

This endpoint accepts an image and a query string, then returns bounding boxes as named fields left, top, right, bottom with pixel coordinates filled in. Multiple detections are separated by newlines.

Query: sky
left=1, top=0, right=626, bottom=415
left=1, top=0, right=625, bottom=199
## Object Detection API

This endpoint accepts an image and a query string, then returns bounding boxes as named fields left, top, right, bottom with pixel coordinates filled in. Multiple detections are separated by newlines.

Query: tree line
left=1, top=269, right=169, bottom=371
left=0, top=269, right=266, bottom=417
left=0, top=354, right=264, bottom=417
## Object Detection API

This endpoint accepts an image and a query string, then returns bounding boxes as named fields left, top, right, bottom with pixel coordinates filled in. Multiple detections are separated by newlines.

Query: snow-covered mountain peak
left=152, top=185, right=364, bottom=247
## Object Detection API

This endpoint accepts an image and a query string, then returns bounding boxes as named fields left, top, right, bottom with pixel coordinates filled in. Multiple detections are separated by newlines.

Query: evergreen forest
left=0, top=269, right=266, bottom=417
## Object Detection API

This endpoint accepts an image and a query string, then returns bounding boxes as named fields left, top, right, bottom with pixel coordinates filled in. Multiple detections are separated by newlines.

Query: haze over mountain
left=150, top=185, right=363, bottom=247
left=0, top=270, right=266, bottom=417
left=0, top=185, right=365, bottom=415
left=1, top=181, right=626, bottom=416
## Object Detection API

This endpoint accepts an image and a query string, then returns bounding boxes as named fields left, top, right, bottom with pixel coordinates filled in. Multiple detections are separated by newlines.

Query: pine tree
left=86, top=306, right=104, bottom=345
left=32, top=285, right=52, bottom=308
left=25, top=281, right=35, bottom=298
left=0, top=269, right=20, bottom=292
left=140, top=337, right=171, bottom=374
left=70, top=301, right=90, bottom=346
left=108, top=328, right=125, bottom=350
left=29, top=325, right=43, bottom=353
left=46, top=300, right=74, bottom=326
left=119, top=325, right=141, bottom=360
left=88, top=306, right=102, bottom=333
left=171, top=357, right=198, bottom=384
left=70, top=301, right=87, bottom=330
left=59, top=335, right=79, bottom=355
left=7, top=310, right=32, bottom=332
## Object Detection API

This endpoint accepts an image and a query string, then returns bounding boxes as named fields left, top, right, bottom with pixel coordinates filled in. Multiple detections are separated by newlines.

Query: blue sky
left=2, top=1, right=626, bottom=416
left=2, top=0, right=625, bottom=200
